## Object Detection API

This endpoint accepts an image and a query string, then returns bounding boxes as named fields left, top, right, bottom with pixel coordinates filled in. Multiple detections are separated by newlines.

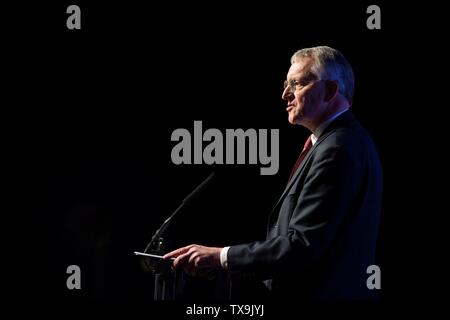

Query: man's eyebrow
left=287, top=74, right=304, bottom=81
left=287, top=74, right=312, bottom=82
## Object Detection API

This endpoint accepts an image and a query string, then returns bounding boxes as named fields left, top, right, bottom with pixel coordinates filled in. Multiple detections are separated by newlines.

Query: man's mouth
left=286, top=105, right=294, bottom=112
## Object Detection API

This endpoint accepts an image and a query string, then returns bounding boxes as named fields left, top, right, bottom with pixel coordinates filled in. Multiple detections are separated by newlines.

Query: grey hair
left=291, top=46, right=355, bottom=104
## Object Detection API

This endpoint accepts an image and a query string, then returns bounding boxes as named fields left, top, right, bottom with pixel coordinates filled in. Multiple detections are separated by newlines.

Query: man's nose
left=282, top=86, right=293, bottom=101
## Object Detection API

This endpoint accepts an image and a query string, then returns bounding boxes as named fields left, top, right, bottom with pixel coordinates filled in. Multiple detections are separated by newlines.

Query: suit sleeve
left=227, top=140, right=365, bottom=279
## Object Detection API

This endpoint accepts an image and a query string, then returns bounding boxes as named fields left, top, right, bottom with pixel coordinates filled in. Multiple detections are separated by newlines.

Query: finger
left=188, top=252, right=200, bottom=266
left=163, top=245, right=191, bottom=259
left=172, top=251, right=192, bottom=269
left=163, top=244, right=194, bottom=259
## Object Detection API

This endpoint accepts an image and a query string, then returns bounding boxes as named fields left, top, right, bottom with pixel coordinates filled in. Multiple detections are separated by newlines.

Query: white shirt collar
left=310, top=108, right=349, bottom=145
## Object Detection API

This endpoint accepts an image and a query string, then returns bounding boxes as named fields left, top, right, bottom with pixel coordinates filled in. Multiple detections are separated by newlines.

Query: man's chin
left=288, top=115, right=302, bottom=125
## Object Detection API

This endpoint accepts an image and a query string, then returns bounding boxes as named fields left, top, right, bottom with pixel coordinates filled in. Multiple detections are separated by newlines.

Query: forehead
left=287, top=57, right=314, bottom=79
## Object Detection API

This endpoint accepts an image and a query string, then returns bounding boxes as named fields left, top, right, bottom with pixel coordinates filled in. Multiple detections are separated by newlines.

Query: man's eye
left=297, top=80, right=310, bottom=86
left=292, top=80, right=306, bottom=88
left=284, top=79, right=306, bottom=90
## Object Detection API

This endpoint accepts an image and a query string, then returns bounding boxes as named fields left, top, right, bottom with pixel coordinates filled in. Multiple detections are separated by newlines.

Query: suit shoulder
left=316, top=124, right=377, bottom=160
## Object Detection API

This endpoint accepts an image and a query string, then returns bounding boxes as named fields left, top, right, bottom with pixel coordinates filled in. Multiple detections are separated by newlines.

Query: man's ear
left=324, top=80, right=339, bottom=102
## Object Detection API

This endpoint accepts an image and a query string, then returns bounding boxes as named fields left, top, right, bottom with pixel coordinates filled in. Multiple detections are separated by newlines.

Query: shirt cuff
left=220, top=246, right=230, bottom=269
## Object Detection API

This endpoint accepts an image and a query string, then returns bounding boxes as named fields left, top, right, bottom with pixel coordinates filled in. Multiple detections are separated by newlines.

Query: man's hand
left=163, top=244, right=222, bottom=276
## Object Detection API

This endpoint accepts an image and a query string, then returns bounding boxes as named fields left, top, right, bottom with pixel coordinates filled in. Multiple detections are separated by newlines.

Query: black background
left=0, top=0, right=439, bottom=315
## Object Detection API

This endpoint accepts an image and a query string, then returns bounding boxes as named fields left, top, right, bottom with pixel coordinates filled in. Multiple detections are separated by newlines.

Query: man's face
left=282, top=57, right=327, bottom=129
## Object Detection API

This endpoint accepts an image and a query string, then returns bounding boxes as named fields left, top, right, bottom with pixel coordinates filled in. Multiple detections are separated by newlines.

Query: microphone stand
left=144, top=237, right=181, bottom=301
left=139, top=172, right=216, bottom=300
left=142, top=202, right=185, bottom=301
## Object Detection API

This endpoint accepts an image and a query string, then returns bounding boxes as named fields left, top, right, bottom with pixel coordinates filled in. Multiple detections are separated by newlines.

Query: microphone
left=143, top=172, right=216, bottom=253
left=182, top=171, right=216, bottom=206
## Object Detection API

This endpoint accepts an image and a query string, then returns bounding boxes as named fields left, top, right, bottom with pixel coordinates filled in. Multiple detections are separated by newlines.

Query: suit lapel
left=267, top=134, right=322, bottom=223
left=267, top=111, right=355, bottom=224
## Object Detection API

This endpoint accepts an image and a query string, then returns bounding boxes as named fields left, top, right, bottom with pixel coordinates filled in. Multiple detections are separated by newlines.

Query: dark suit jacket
left=227, top=111, right=382, bottom=300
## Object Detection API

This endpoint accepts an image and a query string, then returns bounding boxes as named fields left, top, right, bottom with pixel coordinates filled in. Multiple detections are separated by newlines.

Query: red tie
left=287, top=135, right=312, bottom=183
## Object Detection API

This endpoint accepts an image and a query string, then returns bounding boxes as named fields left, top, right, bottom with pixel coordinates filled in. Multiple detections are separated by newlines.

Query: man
left=164, top=46, right=383, bottom=300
